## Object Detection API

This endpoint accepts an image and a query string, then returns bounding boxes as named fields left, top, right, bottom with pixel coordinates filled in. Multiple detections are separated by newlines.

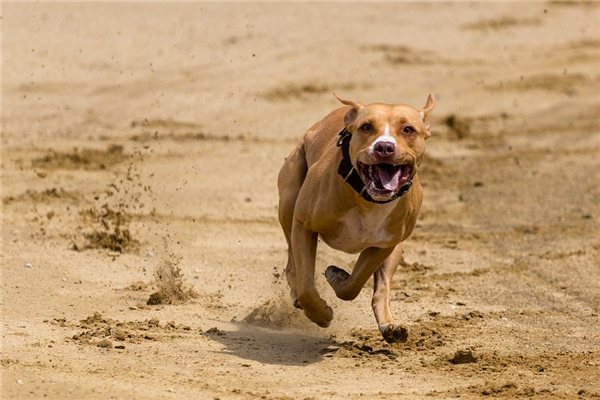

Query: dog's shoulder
left=303, top=106, right=348, bottom=144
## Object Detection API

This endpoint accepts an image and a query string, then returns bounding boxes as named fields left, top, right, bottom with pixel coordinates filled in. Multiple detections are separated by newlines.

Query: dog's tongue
left=375, top=166, right=400, bottom=191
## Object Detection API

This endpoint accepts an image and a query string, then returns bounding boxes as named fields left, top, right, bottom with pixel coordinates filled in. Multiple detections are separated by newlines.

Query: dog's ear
left=333, top=92, right=365, bottom=126
left=419, top=93, right=435, bottom=134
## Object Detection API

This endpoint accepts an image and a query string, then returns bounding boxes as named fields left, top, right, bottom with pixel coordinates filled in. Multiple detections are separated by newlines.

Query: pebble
left=24, top=263, right=33, bottom=268
left=452, top=349, right=477, bottom=364
left=113, top=328, right=127, bottom=341
left=97, top=339, right=113, bottom=348
left=17, top=380, right=23, bottom=385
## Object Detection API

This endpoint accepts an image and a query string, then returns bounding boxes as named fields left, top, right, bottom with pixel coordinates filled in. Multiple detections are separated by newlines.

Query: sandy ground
left=2, top=2, right=600, bottom=399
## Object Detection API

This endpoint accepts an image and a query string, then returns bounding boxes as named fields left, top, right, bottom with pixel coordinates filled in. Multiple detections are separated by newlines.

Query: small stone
left=25, top=263, right=33, bottom=268
left=147, top=291, right=166, bottom=305
left=112, top=328, right=127, bottom=341
left=205, top=327, right=224, bottom=336
left=97, top=339, right=113, bottom=348
left=452, top=349, right=476, bottom=364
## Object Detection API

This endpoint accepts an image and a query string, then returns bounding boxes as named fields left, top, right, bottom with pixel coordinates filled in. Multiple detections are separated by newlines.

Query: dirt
left=147, top=254, right=199, bottom=306
left=2, top=2, right=600, bottom=399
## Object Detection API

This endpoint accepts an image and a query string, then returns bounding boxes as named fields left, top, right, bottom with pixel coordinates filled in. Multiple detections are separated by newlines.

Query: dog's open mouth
left=358, top=162, right=413, bottom=196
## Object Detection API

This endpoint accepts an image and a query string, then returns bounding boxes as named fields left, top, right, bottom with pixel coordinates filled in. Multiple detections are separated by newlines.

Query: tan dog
left=278, top=92, right=434, bottom=343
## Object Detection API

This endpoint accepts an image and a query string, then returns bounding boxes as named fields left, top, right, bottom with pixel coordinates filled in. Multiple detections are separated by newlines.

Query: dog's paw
left=300, top=297, right=333, bottom=328
left=325, top=265, right=350, bottom=286
left=307, top=304, right=333, bottom=328
left=380, top=323, right=409, bottom=343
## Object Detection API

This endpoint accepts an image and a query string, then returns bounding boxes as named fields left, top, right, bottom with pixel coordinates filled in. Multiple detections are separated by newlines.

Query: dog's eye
left=361, top=123, right=372, bottom=132
left=403, top=126, right=415, bottom=135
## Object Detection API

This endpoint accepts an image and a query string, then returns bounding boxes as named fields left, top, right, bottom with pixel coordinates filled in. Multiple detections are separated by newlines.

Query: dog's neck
left=336, top=127, right=412, bottom=204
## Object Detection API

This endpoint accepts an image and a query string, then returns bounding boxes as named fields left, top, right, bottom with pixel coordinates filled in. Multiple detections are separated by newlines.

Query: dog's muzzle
left=337, top=128, right=413, bottom=204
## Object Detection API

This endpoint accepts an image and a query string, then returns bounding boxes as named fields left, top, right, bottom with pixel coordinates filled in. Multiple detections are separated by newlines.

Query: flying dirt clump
left=146, top=258, right=199, bottom=305
left=243, top=298, right=303, bottom=328
left=242, top=273, right=306, bottom=329
left=75, top=204, right=139, bottom=253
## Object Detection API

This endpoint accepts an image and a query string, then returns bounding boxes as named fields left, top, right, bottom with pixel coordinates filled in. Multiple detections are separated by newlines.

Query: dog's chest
left=320, top=206, right=395, bottom=254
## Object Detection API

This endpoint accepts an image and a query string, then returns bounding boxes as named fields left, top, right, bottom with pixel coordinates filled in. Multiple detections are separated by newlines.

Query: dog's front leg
left=291, top=220, right=334, bottom=328
left=372, top=245, right=409, bottom=343
left=326, top=246, right=408, bottom=342
left=325, top=246, right=394, bottom=301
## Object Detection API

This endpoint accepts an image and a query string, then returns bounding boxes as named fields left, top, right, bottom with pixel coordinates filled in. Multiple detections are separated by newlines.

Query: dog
left=277, top=92, right=434, bottom=343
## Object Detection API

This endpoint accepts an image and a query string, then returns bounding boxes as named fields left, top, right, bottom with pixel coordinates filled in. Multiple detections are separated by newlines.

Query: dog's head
left=334, top=92, right=435, bottom=202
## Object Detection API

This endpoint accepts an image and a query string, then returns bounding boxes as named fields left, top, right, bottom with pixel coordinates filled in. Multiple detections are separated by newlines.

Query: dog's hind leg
left=372, top=245, right=409, bottom=343
left=277, top=142, right=308, bottom=308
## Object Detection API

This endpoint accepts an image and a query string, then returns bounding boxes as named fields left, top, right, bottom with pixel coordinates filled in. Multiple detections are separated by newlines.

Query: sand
left=2, top=2, right=600, bottom=399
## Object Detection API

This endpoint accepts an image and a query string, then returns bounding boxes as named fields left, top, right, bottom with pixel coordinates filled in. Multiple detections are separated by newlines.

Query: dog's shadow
left=205, top=322, right=337, bottom=366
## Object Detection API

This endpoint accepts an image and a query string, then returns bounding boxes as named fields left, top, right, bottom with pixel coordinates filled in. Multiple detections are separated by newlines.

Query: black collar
left=337, top=127, right=412, bottom=204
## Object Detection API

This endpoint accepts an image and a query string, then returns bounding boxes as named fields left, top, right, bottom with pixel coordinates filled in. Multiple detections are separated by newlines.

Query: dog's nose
left=374, top=141, right=396, bottom=158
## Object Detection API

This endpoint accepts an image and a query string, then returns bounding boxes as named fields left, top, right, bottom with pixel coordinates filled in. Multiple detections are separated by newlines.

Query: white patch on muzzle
left=369, top=123, right=397, bottom=158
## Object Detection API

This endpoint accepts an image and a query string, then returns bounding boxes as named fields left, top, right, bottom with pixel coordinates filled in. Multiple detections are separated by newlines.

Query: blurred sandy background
left=2, top=2, right=599, bottom=399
